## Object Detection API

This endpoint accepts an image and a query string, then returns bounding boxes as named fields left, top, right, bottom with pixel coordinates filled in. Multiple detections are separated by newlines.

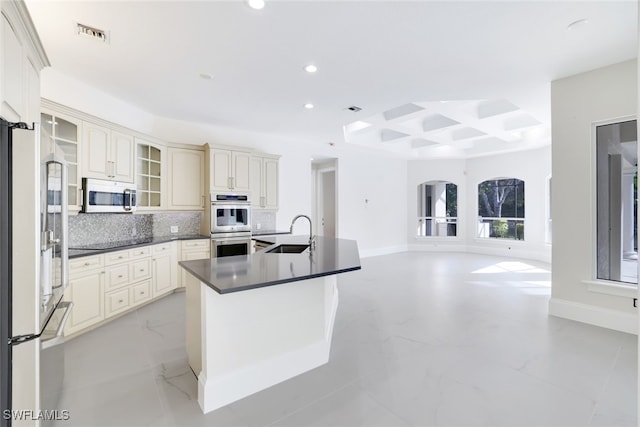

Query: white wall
left=338, top=151, right=408, bottom=257
left=408, top=147, right=551, bottom=262
left=40, top=68, right=408, bottom=256
left=550, top=59, right=637, bottom=334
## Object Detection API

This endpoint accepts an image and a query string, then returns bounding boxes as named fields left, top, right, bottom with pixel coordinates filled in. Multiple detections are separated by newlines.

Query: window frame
left=416, top=180, right=459, bottom=238
left=589, top=116, right=638, bottom=289
left=476, top=178, right=525, bottom=241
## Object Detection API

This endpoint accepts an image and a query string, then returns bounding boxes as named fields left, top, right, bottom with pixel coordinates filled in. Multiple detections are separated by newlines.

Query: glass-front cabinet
left=41, top=110, right=81, bottom=211
left=136, top=138, right=163, bottom=209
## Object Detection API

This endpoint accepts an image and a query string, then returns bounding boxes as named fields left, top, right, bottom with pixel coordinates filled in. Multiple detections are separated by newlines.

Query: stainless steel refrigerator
left=0, top=118, right=72, bottom=426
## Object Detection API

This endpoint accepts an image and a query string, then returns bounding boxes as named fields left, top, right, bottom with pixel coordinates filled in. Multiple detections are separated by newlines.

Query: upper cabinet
left=1, top=2, right=49, bottom=124
left=41, top=109, right=82, bottom=211
left=168, top=147, right=205, bottom=210
left=250, top=154, right=279, bottom=210
left=82, top=121, right=134, bottom=183
left=135, top=138, right=164, bottom=209
left=210, top=148, right=251, bottom=193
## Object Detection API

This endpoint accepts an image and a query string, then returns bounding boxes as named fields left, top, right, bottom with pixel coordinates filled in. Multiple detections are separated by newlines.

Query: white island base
left=186, top=275, right=339, bottom=413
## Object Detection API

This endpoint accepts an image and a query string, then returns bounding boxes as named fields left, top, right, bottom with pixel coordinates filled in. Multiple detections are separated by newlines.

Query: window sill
left=583, top=280, right=637, bottom=298
left=414, top=236, right=461, bottom=241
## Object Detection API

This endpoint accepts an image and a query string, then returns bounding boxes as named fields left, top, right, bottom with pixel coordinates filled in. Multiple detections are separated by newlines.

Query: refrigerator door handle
left=41, top=301, right=73, bottom=350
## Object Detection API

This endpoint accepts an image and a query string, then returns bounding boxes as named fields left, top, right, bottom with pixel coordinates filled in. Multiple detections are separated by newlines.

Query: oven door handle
left=41, top=301, right=73, bottom=350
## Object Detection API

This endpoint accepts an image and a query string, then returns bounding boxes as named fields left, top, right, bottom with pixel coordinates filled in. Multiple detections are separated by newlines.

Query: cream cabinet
left=152, top=242, right=178, bottom=296
left=178, top=239, right=210, bottom=288
left=168, top=147, right=205, bottom=210
left=65, top=255, right=105, bottom=336
left=250, top=154, right=279, bottom=210
left=210, top=148, right=251, bottom=193
left=65, top=241, right=179, bottom=337
left=1, top=6, right=47, bottom=124
left=136, top=138, right=164, bottom=209
left=82, top=121, right=135, bottom=182
left=40, top=108, right=82, bottom=211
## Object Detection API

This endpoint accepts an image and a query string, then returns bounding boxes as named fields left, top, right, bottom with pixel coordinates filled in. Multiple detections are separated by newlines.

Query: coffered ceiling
left=25, top=0, right=638, bottom=157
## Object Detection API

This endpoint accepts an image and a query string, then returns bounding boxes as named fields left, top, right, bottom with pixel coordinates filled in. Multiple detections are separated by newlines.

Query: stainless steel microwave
left=81, top=178, right=136, bottom=213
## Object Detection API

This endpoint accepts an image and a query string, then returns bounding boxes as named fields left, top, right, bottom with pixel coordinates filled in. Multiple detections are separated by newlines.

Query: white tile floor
left=55, top=252, right=637, bottom=427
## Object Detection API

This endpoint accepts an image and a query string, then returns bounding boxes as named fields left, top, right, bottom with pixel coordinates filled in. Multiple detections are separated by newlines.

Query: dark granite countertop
left=69, top=234, right=210, bottom=259
left=252, top=230, right=291, bottom=237
left=179, top=235, right=361, bottom=294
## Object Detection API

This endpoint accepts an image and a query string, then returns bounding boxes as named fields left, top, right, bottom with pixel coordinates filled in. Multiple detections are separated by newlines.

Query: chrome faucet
left=289, top=214, right=316, bottom=251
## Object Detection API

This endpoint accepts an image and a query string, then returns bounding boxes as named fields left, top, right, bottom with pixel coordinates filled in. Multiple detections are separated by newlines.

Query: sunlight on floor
left=472, top=261, right=550, bottom=274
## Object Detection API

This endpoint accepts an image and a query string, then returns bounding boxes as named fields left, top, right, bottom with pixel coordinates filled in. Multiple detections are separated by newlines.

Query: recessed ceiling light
left=304, top=64, right=318, bottom=73
left=304, top=103, right=314, bottom=109
left=567, top=18, right=589, bottom=31
left=199, top=73, right=214, bottom=80
left=247, top=0, right=265, bottom=10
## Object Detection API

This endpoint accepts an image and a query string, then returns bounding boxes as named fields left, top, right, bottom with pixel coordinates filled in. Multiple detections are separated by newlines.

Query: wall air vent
left=345, top=105, right=362, bottom=112
left=76, top=23, right=109, bottom=43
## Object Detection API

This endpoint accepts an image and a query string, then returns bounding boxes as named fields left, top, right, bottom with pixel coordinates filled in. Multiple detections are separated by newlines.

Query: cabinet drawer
left=153, top=243, right=173, bottom=254
left=181, top=240, right=209, bottom=250
left=105, top=288, right=130, bottom=317
left=69, top=255, right=104, bottom=275
left=105, top=264, right=130, bottom=291
left=130, top=280, right=151, bottom=305
left=131, top=259, right=151, bottom=281
left=130, top=246, right=151, bottom=259
left=105, top=250, right=130, bottom=265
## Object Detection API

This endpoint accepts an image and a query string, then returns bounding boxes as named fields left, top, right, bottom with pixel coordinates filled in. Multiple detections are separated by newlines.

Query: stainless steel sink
left=265, top=244, right=309, bottom=254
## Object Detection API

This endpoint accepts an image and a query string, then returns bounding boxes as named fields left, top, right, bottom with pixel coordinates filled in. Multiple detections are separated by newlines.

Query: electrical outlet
left=256, top=223, right=261, bottom=230
left=170, top=226, right=179, bottom=234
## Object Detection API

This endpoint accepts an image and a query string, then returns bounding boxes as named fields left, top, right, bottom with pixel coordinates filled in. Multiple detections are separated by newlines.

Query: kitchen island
left=179, top=235, right=360, bottom=413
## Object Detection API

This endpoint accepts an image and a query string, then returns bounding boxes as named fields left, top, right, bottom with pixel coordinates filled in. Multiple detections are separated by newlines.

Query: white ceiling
left=25, top=0, right=638, bottom=157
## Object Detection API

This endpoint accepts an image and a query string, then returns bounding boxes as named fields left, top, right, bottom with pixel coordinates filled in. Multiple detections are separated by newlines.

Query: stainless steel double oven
left=210, top=193, right=252, bottom=258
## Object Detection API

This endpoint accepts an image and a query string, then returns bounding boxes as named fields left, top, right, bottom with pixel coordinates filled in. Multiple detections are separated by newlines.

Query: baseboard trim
left=548, top=297, right=637, bottom=335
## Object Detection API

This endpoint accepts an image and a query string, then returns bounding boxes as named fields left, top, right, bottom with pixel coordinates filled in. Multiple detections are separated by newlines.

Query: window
left=477, top=178, right=524, bottom=240
left=417, top=181, right=457, bottom=237
left=596, top=119, right=637, bottom=284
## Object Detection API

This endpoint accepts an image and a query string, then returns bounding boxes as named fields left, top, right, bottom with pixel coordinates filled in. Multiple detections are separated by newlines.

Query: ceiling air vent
left=76, top=23, right=109, bottom=43
left=345, top=105, right=362, bottom=112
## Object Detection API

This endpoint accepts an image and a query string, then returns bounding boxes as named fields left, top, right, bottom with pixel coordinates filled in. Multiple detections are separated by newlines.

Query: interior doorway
left=312, top=159, right=338, bottom=238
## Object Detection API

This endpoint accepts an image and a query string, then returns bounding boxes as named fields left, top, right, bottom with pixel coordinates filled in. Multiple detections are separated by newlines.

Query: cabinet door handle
left=118, top=275, right=123, bottom=278
left=118, top=299, right=124, bottom=303
left=228, top=177, right=232, bottom=189
left=140, top=269, right=145, bottom=272
left=261, top=196, right=265, bottom=207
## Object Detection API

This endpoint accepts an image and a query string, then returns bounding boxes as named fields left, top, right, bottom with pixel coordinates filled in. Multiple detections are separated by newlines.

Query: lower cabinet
left=65, top=241, right=178, bottom=337
left=178, top=239, right=210, bottom=288
left=64, top=264, right=104, bottom=335
left=152, top=242, right=178, bottom=296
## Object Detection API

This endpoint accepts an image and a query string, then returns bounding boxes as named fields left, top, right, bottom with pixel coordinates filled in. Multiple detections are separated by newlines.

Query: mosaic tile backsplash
left=69, top=212, right=201, bottom=247
left=252, top=210, right=276, bottom=231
